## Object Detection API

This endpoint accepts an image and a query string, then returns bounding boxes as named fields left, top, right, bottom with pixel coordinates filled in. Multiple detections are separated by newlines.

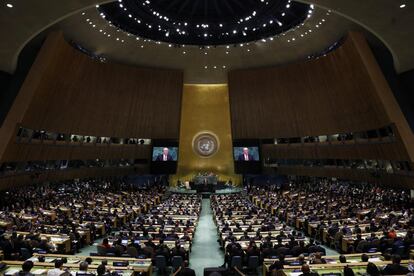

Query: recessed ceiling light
left=400, top=4, right=406, bottom=8
left=99, top=1, right=311, bottom=46
left=6, top=3, right=13, bottom=8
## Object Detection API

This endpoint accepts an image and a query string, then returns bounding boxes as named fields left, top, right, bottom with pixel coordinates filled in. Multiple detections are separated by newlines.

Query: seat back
left=97, top=245, right=107, bottom=256
left=126, top=246, right=138, bottom=258
left=230, top=255, right=242, bottom=269
left=20, top=248, right=31, bottom=260
left=171, top=256, right=183, bottom=271
left=247, top=255, right=259, bottom=269
left=155, top=255, right=167, bottom=269
left=394, top=245, right=405, bottom=257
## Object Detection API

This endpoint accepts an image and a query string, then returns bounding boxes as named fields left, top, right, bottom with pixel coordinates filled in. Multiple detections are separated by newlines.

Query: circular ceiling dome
left=98, top=0, right=311, bottom=46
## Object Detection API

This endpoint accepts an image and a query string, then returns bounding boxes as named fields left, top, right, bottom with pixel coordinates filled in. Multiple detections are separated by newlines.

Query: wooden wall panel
left=1, top=143, right=151, bottom=162
left=0, top=166, right=146, bottom=191
left=262, top=142, right=410, bottom=161
left=229, top=33, right=391, bottom=139
left=18, top=32, right=183, bottom=139
left=229, top=31, right=414, bottom=185
left=0, top=31, right=183, bottom=171
left=350, top=33, right=414, bottom=161
left=275, top=166, right=414, bottom=189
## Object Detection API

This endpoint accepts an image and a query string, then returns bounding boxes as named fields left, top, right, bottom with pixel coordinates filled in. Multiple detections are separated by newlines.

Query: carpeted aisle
left=189, top=198, right=224, bottom=275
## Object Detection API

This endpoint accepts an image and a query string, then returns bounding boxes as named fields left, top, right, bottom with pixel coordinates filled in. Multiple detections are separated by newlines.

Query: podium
left=194, top=175, right=218, bottom=185
left=191, top=175, right=218, bottom=193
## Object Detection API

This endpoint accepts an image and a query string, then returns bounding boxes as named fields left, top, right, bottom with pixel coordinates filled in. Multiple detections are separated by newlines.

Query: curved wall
left=229, top=33, right=390, bottom=138
left=229, top=32, right=414, bottom=187
left=0, top=32, right=183, bottom=188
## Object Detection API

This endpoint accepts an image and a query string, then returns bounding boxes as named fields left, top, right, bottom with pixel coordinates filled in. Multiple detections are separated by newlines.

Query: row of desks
left=1, top=257, right=152, bottom=276
left=263, top=259, right=412, bottom=275
left=251, top=195, right=412, bottom=253
left=0, top=194, right=162, bottom=255
left=106, top=238, right=192, bottom=252
left=3, top=232, right=72, bottom=254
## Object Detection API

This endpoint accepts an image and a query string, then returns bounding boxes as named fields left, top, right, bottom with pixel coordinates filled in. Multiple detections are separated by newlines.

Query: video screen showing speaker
left=233, top=140, right=262, bottom=174
left=152, top=147, right=178, bottom=161
left=150, top=140, right=178, bottom=174
left=233, top=147, right=260, bottom=161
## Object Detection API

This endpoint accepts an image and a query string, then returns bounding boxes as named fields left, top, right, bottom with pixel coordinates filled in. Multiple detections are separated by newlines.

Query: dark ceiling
left=98, top=0, right=310, bottom=45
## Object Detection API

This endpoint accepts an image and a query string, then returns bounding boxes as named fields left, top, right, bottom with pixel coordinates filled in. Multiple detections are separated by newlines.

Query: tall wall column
left=172, top=84, right=240, bottom=185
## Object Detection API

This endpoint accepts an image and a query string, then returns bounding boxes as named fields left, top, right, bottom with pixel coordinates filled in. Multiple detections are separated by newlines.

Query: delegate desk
left=190, top=175, right=219, bottom=192
left=0, top=220, right=13, bottom=230
left=220, top=230, right=299, bottom=244
left=224, top=238, right=308, bottom=254
left=30, top=253, right=153, bottom=275
left=39, top=225, right=92, bottom=245
left=0, top=260, right=139, bottom=276
left=341, top=231, right=407, bottom=253
left=75, top=221, right=106, bottom=237
left=263, top=252, right=382, bottom=275
left=107, top=238, right=191, bottom=252
left=126, top=225, right=197, bottom=234
left=263, top=259, right=411, bottom=276
left=3, top=232, right=71, bottom=254
left=119, top=230, right=194, bottom=241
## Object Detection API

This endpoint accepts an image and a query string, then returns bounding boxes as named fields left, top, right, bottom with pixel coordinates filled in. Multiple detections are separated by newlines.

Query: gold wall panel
left=172, top=84, right=240, bottom=185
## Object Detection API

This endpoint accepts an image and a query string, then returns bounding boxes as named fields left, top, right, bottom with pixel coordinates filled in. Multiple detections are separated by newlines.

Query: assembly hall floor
left=77, top=198, right=337, bottom=275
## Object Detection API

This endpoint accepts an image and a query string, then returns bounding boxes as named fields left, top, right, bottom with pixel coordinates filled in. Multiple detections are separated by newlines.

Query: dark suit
left=177, top=267, right=196, bottom=276
left=155, top=154, right=173, bottom=161
left=238, top=153, right=254, bottom=161
left=382, top=264, right=409, bottom=275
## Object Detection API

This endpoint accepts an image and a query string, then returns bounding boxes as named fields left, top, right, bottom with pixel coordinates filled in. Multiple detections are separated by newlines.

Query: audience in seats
left=95, top=193, right=201, bottom=265
left=212, top=177, right=413, bottom=275
left=0, top=179, right=164, bottom=259
left=248, top=178, right=413, bottom=257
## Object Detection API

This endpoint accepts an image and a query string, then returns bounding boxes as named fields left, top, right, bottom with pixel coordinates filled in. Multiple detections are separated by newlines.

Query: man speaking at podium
left=156, top=147, right=174, bottom=161
left=238, top=147, right=254, bottom=161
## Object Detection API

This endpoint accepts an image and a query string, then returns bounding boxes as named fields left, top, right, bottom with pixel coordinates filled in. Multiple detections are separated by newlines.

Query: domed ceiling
left=0, top=0, right=413, bottom=83
left=57, top=0, right=358, bottom=83
left=98, top=0, right=310, bottom=45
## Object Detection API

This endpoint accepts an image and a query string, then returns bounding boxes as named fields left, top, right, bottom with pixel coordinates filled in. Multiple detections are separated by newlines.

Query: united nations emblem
left=193, top=132, right=219, bottom=157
